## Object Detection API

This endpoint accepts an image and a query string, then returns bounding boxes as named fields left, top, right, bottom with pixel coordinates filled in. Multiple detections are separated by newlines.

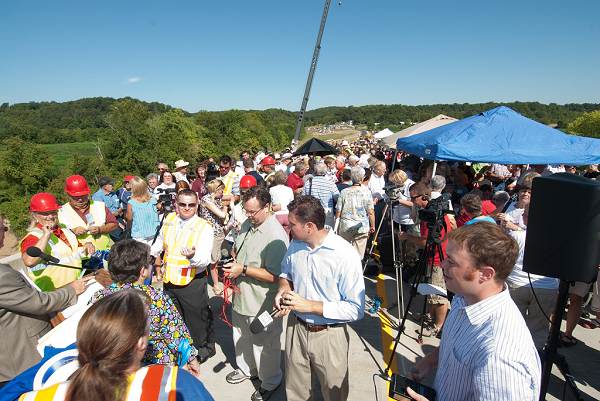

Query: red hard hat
left=239, top=174, right=257, bottom=189
left=65, top=175, right=90, bottom=196
left=30, top=192, right=60, bottom=213
left=260, top=156, right=276, bottom=166
left=124, top=175, right=135, bottom=182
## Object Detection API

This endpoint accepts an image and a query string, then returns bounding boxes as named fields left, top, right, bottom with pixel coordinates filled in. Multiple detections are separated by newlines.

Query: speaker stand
left=539, top=280, right=584, bottom=401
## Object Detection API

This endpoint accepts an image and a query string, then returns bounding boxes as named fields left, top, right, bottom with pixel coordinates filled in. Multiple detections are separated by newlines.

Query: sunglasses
left=177, top=202, right=197, bottom=208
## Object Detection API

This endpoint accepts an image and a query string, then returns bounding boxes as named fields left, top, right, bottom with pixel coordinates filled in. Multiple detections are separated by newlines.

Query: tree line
left=1, top=97, right=598, bottom=236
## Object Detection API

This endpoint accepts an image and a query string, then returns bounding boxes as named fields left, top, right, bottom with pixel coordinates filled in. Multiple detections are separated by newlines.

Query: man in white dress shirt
left=275, top=195, right=365, bottom=401
left=409, top=222, right=541, bottom=401
left=151, top=189, right=215, bottom=362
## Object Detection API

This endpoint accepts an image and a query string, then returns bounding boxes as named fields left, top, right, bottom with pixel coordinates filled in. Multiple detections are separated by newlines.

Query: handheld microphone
left=249, top=309, right=279, bottom=334
left=26, top=246, right=60, bottom=264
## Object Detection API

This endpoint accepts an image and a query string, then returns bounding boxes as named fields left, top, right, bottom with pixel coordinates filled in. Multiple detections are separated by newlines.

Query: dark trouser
left=164, top=274, right=215, bottom=360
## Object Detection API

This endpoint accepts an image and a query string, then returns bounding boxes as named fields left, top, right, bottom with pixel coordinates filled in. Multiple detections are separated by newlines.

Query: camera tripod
left=362, top=197, right=405, bottom=321
left=382, top=214, right=447, bottom=378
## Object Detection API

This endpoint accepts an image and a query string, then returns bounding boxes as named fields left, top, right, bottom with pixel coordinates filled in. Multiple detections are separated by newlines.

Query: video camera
left=418, top=192, right=453, bottom=228
left=384, top=183, right=404, bottom=202
left=156, top=187, right=177, bottom=213
left=217, top=249, right=234, bottom=278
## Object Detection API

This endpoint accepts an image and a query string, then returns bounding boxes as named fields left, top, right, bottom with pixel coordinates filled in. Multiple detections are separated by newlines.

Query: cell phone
left=389, top=374, right=436, bottom=401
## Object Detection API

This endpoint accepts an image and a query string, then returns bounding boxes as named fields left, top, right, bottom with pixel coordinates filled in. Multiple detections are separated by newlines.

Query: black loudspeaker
left=524, top=173, right=600, bottom=283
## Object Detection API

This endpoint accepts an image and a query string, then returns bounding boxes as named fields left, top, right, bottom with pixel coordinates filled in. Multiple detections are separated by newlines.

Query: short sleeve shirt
left=232, top=214, right=289, bottom=316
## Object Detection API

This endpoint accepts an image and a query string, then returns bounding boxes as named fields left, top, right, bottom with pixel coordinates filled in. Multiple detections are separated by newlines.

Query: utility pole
left=291, top=0, right=334, bottom=149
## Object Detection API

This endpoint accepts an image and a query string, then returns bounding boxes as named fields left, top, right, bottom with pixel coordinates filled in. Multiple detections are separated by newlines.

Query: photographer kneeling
left=398, top=182, right=453, bottom=337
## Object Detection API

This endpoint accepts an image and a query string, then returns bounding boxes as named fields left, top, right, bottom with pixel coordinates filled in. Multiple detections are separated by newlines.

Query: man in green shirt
left=222, top=187, right=289, bottom=401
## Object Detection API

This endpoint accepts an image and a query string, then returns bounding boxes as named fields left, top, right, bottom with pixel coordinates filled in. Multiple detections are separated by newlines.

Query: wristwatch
left=242, top=265, right=248, bottom=277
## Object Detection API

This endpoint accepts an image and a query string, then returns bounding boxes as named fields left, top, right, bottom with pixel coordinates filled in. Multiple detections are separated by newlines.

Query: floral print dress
left=91, top=282, right=198, bottom=365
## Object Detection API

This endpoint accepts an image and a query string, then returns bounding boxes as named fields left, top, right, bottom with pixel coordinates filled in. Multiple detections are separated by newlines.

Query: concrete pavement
left=200, top=274, right=600, bottom=401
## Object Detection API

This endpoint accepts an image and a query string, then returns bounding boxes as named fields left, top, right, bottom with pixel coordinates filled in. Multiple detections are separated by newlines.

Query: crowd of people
left=0, top=138, right=599, bottom=401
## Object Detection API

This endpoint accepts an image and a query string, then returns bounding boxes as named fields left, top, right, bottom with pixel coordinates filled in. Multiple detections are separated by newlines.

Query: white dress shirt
left=150, top=214, right=214, bottom=272
left=280, top=230, right=365, bottom=325
left=368, top=174, right=387, bottom=201
left=434, top=288, right=541, bottom=401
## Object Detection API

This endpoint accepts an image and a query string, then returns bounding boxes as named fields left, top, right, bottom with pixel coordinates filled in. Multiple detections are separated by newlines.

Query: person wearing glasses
left=151, top=189, right=215, bottom=363
left=220, top=187, right=289, bottom=401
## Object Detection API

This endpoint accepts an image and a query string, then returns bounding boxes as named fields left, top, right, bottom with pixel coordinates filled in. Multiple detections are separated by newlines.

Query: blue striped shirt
left=434, top=288, right=541, bottom=401
left=303, top=176, right=339, bottom=209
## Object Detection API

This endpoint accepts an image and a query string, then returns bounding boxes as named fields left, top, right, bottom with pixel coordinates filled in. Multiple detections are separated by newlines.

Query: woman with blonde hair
left=199, top=179, right=228, bottom=295
left=18, top=290, right=214, bottom=401
left=388, top=169, right=416, bottom=232
left=126, top=176, right=159, bottom=245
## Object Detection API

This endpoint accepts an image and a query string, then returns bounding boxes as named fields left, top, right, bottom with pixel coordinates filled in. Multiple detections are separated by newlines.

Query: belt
left=296, top=317, right=345, bottom=333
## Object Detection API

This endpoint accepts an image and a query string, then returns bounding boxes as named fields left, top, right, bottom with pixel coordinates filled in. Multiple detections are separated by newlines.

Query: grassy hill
left=41, top=141, right=99, bottom=170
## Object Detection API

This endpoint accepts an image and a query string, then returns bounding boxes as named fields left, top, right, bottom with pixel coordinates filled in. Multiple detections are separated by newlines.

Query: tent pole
left=431, top=160, right=438, bottom=179
left=390, top=149, right=398, bottom=172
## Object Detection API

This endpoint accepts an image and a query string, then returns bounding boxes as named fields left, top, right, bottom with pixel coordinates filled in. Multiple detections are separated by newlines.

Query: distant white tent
left=373, top=128, right=394, bottom=139
left=383, top=114, right=458, bottom=147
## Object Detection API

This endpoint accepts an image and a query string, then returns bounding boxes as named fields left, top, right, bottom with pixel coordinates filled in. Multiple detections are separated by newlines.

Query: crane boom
left=291, top=0, right=333, bottom=148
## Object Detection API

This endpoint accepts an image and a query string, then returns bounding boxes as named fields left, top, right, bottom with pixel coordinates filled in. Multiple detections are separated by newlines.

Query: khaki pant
left=285, top=314, right=350, bottom=401
left=338, top=230, right=369, bottom=259
left=569, top=271, right=600, bottom=313
left=428, top=265, right=450, bottom=306
left=508, top=284, right=558, bottom=348
left=232, top=310, right=283, bottom=390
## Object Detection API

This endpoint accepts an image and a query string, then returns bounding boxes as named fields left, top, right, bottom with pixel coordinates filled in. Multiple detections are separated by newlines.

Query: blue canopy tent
left=396, top=106, right=600, bottom=165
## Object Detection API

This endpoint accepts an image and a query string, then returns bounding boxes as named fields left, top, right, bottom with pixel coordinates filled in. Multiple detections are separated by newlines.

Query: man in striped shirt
left=409, top=222, right=541, bottom=401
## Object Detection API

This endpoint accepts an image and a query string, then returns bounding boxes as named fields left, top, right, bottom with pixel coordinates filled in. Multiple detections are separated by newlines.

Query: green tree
left=567, top=110, right=600, bottom=138
left=0, top=138, right=54, bottom=235
left=102, top=99, right=154, bottom=174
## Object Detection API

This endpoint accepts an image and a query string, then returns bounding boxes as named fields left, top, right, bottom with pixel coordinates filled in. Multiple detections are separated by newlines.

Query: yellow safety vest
left=221, top=171, right=238, bottom=196
left=58, top=201, right=113, bottom=251
left=20, top=227, right=83, bottom=291
left=162, top=213, right=209, bottom=286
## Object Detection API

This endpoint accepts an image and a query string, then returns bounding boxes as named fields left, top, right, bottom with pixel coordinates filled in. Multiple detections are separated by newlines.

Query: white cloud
left=127, top=76, right=142, bottom=84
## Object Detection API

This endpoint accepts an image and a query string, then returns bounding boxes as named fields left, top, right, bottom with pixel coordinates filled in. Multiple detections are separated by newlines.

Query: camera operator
left=398, top=182, right=453, bottom=337
left=408, top=223, right=540, bottom=401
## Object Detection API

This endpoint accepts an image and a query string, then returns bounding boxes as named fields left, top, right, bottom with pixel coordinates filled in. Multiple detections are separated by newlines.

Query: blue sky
left=1, top=0, right=599, bottom=112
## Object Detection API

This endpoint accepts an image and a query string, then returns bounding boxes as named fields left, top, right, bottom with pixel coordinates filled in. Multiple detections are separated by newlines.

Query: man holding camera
left=275, top=195, right=365, bottom=401
left=221, top=187, right=289, bottom=401
left=408, top=223, right=540, bottom=401
left=398, top=182, right=453, bottom=337
left=151, top=189, right=216, bottom=363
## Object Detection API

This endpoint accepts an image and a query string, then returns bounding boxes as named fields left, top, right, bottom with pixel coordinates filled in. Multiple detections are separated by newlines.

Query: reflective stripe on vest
left=162, top=213, right=208, bottom=286
left=21, top=228, right=83, bottom=291
left=221, top=171, right=238, bottom=196
left=58, top=201, right=113, bottom=251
